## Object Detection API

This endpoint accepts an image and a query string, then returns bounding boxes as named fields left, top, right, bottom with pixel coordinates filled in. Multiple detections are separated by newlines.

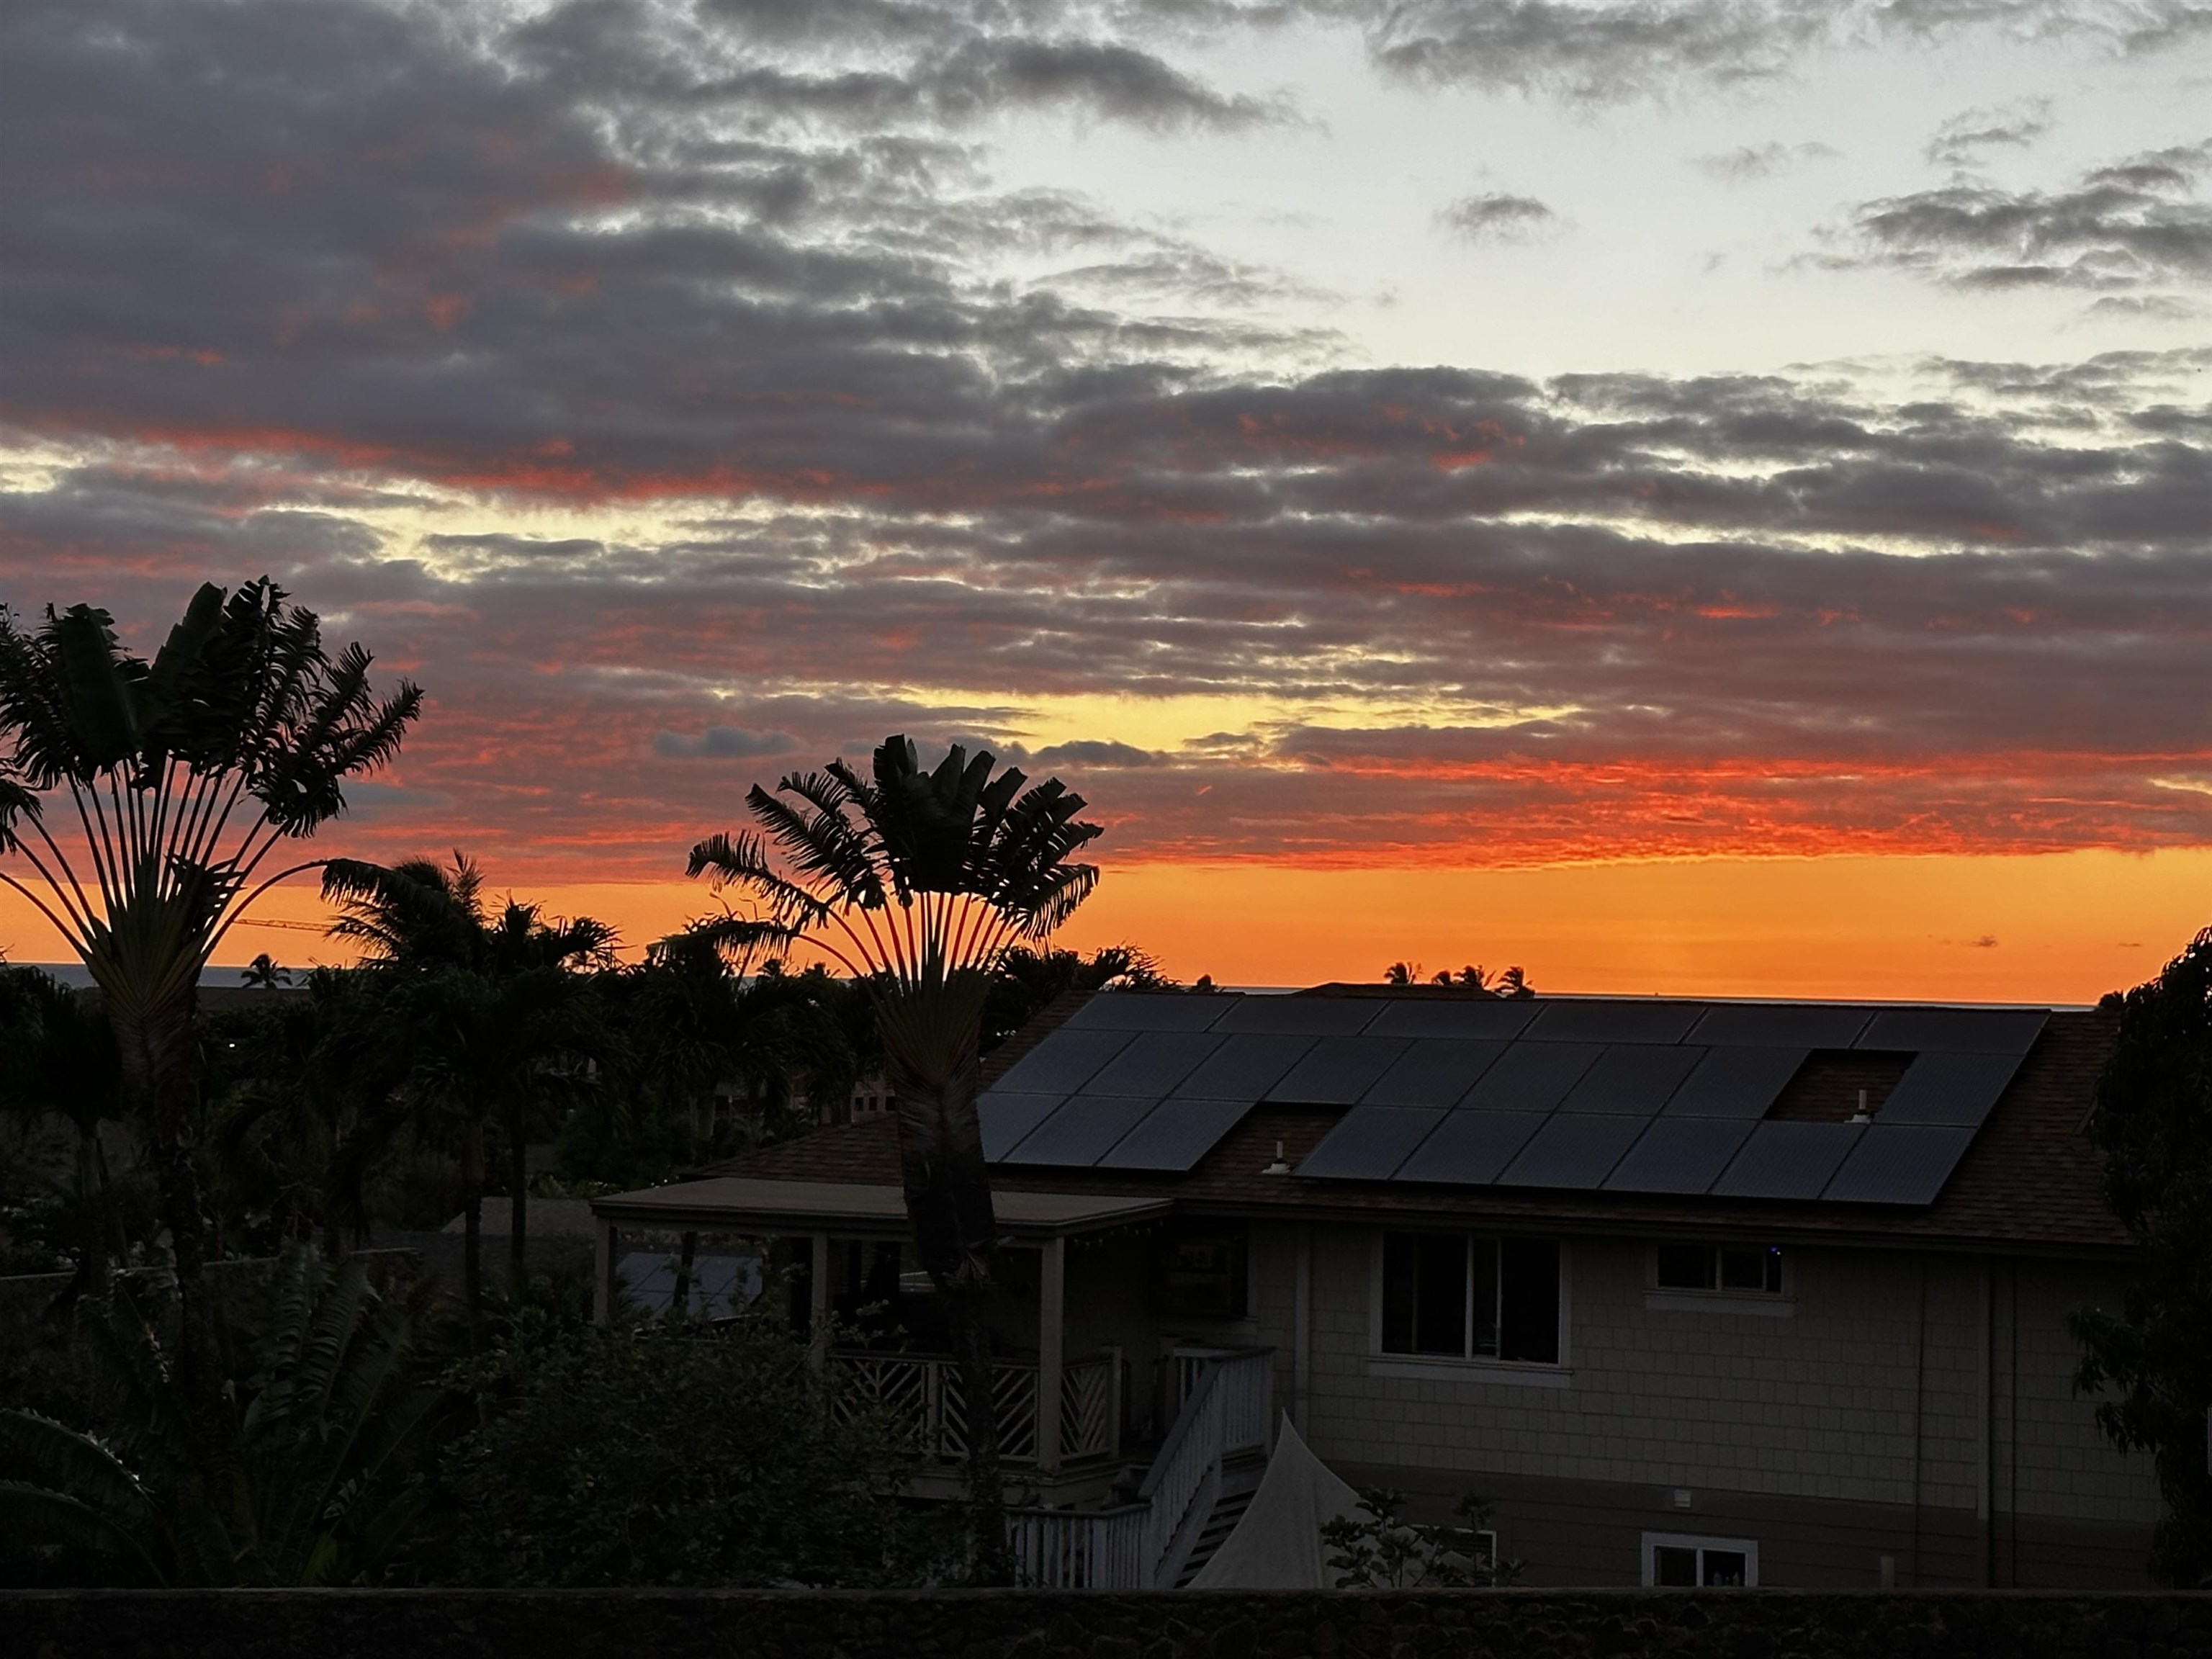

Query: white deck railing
left=833, top=1349, right=1119, bottom=1467
left=1006, top=1344, right=1274, bottom=1589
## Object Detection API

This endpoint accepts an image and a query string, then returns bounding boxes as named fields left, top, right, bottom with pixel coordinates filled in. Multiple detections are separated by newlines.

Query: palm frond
left=0, top=1482, right=167, bottom=1585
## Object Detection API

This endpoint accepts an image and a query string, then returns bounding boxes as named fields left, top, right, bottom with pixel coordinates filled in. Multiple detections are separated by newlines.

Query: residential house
left=587, top=985, right=2159, bottom=1589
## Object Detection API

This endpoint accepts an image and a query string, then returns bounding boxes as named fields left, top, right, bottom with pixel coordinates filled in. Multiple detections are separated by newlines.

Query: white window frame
left=1367, top=1230, right=1573, bottom=1380
left=1645, top=1241, right=1794, bottom=1317
left=1641, top=1532, right=1759, bottom=1587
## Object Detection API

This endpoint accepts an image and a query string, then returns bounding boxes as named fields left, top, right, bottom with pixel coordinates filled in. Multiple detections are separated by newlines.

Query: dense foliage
left=439, top=1303, right=943, bottom=1587
left=2075, top=929, right=2212, bottom=1586
left=0, top=1249, right=439, bottom=1586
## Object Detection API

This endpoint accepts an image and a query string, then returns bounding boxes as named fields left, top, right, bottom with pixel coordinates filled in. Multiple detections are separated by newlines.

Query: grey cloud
left=1362, top=1, right=2212, bottom=105
left=1824, top=141, right=2212, bottom=292
left=1368, top=1, right=1815, bottom=102
left=1691, top=140, right=1840, bottom=182
left=1925, top=98, right=2054, bottom=167
left=652, top=725, right=799, bottom=759
left=1437, top=192, right=1560, bottom=243
left=1032, top=739, right=1169, bottom=768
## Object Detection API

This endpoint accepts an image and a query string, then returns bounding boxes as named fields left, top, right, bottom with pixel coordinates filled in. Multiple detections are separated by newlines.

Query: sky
left=2, top=0, right=2210, bottom=999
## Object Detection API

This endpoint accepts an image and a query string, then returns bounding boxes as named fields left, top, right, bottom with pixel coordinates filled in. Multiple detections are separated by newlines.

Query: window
left=1158, top=1224, right=1248, bottom=1318
left=1654, top=1243, right=1784, bottom=1295
left=1643, top=1532, right=1757, bottom=1587
left=1381, top=1233, right=1560, bottom=1364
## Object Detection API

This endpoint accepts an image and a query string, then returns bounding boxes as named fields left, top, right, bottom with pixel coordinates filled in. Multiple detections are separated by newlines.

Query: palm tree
left=685, top=734, right=1102, bottom=1581
left=0, top=1246, right=440, bottom=1585
left=320, top=854, right=614, bottom=1305
left=238, top=953, right=292, bottom=990
left=0, top=581, right=419, bottom=1411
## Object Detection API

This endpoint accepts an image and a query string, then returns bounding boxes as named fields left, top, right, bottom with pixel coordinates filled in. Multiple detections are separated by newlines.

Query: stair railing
left=1004, top=1344, right=1274, bottom=1589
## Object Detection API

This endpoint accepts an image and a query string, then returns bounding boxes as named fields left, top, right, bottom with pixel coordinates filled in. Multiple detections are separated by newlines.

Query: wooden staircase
left=1173, top=1465, right=1263, bottom=1586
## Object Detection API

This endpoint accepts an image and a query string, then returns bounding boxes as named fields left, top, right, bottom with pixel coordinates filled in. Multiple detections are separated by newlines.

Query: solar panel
left=1097, top=1097, right=1254, bottom=1172
left=1213, top=997, right=1378, bottom=1036
left=1266, top=1036, right=1412, bottom=1105
left=1172, top=1033, right=1318, bottom=1102
left=1083, top=1031, right=1227, bottom=1097
left=1662, top=1046, right=1809, bottom=1118
left=1822, top=1123, right=1978, bottom=1205
left=1522, top=999, right=1709, bottom=1045
left=1393, top=1110, right=1547, bottom=1185
left=1875, top=1050, right=2025, bottom=1127
left=1002, top=1094, right=1158, bottom=1166
left=1062, top=992, right=1235, bottom=1033
left=979, top=1092, right=1065, bottom=1161
left=1709, top=1122, right=1866, bottom=1200
left=1604, top=1117, right=1758, bottom=1195
left=992, top=1028, right=1135, bottom=1096
left=1360, top=1039, right=1509, bottom=1107
left=1687, top=1004, right=1874, bottom=1049
left=1457, top=1041, right=1604, bottom=1113
left=1298, top=1105, right=1447, bottom=1181
left=1496, top=1113, right=1650, bottom=1190
left=1362, top=999, right=1541, bottom=1040
left=1856, top=1006, right=2048, bottom=1055
left=1559, top=1044, right=1708, bottom=1115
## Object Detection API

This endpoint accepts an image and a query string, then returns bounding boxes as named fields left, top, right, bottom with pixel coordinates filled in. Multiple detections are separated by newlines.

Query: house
left=586, top=985, right=2160, bottom=1590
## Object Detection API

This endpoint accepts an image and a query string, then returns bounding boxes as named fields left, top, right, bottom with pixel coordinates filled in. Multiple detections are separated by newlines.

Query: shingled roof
left=703, top=992, right=2128, bottom=1256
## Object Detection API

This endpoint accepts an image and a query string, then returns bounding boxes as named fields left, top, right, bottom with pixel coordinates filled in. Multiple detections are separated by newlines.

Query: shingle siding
left=1252, top=1221, right=2159, bottom=1584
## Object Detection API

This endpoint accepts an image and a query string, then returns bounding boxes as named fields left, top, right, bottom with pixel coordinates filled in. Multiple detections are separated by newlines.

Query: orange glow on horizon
left=4, top=848, right=2208, bottom=1004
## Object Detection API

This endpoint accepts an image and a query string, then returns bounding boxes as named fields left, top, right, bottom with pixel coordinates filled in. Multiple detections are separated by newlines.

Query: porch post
left=593, top=1218, right=616, bottom=1325
left=1293, top=1224, right=1312, bottom=1433
left=1037, top=1236, right=1066, bottom=1474
left=809, top=1231, right=831, bottom=1371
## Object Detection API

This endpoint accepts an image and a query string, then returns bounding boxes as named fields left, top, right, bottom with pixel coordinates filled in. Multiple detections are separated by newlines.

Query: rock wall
left=7, top=1588, right=2208, bottom=1659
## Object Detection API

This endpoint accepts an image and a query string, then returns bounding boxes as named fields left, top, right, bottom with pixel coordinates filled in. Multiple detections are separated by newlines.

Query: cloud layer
left=2, top=0, right=2210, bottom=892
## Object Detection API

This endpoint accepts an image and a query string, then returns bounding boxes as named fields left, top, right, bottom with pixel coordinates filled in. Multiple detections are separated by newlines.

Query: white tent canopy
left=1189, top=1414, right=1362, bottom=1589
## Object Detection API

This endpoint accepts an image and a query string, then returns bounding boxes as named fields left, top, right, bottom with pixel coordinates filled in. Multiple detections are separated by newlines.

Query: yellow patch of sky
left=906, top=687, right=1575, bottom=757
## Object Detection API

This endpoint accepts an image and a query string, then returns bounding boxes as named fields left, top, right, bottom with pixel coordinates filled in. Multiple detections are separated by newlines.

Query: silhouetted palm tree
left=0, top=580, right=418, bottom=1441
left=320, top=855, right=613, bottom=1305
left=685, top=734, right=1101, bottom=1581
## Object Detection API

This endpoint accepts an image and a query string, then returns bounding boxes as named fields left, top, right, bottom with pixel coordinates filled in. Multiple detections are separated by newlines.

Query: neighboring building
left=588, top=986, right=2159, bottom=1590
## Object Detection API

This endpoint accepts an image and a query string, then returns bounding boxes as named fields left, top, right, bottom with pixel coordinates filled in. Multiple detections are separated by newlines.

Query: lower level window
left=1643, top=1532, right=1757, bottom=1587
left=1380, top=1233, right=1561, bottom=1364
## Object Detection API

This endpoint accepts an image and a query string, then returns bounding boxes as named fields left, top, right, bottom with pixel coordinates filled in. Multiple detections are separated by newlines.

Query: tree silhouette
left=685, top=735, right=1100, bottom=1581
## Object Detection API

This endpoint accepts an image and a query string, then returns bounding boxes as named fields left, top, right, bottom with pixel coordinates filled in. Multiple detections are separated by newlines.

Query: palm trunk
left=462, top=1124, right=483, bottom=1315
left=107, top=986, right=228, bottom=1482
left=884, top=1020, right=1010, bottom=1586
left=509, top=1100, right=528, bottom=1286
left=67, top=1131, right=108, bottom=1304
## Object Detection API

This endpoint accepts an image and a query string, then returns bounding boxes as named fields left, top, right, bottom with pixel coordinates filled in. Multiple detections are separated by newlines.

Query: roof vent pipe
left=1851, top=1088, right=1872, bottom=1124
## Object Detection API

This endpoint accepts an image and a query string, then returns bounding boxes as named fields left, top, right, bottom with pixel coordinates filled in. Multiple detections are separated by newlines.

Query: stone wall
left=6, top=1588, right=2208, bottom=1659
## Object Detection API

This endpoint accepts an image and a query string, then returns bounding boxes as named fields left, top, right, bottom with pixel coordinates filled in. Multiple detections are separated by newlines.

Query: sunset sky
left=4, top=0, right=2210, bottom=999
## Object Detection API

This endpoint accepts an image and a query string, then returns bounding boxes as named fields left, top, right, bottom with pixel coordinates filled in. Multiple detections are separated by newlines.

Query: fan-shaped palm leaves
left=0, top=581, right=420, bottom=1441
left=0, top=1248, right=440, bottom=1586
left=686, top=735, right=1102, bottom=1581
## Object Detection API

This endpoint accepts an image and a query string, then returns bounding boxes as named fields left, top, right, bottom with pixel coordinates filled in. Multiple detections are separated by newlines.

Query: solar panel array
left=979, top=992, right=2047, bottom=1203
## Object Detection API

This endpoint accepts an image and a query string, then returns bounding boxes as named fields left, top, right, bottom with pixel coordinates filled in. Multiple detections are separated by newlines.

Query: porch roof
left=590, top=1176, right=1169, bottom=1238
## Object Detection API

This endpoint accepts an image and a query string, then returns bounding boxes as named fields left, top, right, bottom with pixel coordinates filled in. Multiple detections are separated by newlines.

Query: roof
left=697, top=992, right=2128, bottom=1256
left=592, top=1176, right=1169, bottom=1238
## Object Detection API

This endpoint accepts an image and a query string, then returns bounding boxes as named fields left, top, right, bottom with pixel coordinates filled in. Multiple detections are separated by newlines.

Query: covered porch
left=587, top=1176, right=1175, bottom=1491
left=588, top=1174, right=1277, bottom=1584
